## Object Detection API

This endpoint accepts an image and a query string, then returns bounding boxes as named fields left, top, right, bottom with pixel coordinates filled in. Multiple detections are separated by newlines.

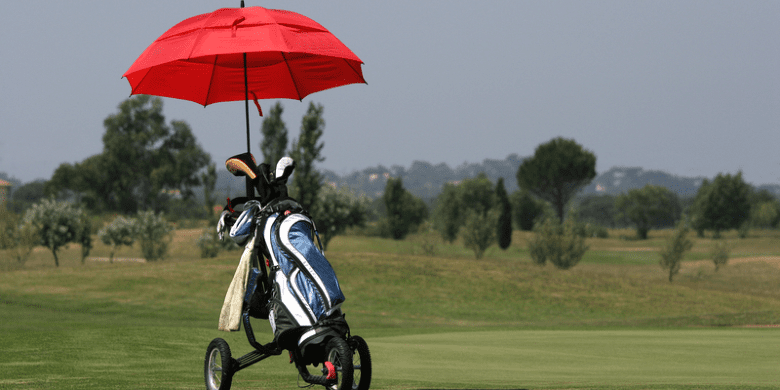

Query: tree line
left=3, top=97, right=779, bottom=273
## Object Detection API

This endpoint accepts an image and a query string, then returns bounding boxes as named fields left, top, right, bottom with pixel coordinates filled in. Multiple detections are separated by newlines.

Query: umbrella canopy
left=123, top=6, right=366, bottom=106
left=123, top=5, right=365, bottom=199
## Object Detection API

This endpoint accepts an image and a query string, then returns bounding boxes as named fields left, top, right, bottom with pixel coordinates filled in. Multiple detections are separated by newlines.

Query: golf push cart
left=205, top=153, right=371, bottom=390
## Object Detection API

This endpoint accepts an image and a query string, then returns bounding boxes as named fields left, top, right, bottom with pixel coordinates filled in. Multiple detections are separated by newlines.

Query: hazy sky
left=1, top=1, right=778, bottom=186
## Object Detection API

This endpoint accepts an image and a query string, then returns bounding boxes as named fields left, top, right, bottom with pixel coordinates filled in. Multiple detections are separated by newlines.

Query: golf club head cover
left=225, top=153, right=259, bottom=179
left=275, top=157, right=295, bottom=183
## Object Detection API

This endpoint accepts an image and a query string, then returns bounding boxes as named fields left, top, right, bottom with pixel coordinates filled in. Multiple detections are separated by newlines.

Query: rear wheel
left=205, top=338, right=234, bottom=390
left=350, top=336, right=372, bottom=390
left=325, top=337, right=354, bottom=390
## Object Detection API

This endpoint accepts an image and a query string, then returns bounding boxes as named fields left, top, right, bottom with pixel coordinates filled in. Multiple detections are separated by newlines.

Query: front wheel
left=326, top=337, right=354, bottom=390
left=205, top=338, right=234, bottom=390
left=350, top=336, right=372, bottom=390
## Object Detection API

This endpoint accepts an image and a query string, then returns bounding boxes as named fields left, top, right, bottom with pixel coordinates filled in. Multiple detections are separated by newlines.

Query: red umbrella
left=123, top=3, right=366, bottom=155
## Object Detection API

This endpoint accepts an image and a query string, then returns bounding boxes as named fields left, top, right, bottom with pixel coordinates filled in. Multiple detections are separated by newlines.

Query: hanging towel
left=218, top=235, right=256, bottom=331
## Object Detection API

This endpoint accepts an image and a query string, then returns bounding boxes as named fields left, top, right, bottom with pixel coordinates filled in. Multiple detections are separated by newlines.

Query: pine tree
left=260, top=102, right=289, bottom=167
left=290, top=102, right=325, bottom=212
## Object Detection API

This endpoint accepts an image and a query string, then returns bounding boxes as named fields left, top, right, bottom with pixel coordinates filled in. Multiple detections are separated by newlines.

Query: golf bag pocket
left=230, top=201, right=261, bottom=245
left=262, top=211, right=346, bottom=347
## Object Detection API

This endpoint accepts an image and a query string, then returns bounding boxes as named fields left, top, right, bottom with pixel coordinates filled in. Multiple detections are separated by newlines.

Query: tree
left=528, top=217, right=588, bottom=270
left=290, top=102, right=325, bottom=213
left=148, top=120, right=213, bottom=211
left=312, top=185, right=371, bottom=250
left=433, top=173, right=496, bottom=242
left=22, top=199, right=89, bottom=267
left=47, top=154, right=109, bottom=210
left=98, top=216, right=137, bottom=263
left=510, top=190, right=546, bottom=231
left=572, top=194, right=618, bottom=228
left=495, top=178, right=512, bottom=249
left=690, top=172, right=752, bottom=238
left=8, top=180, right=46, bottom=214
left=659, top=222, right=693, bottom=282
left=260, top=102, right=289, bottom=167
left=433, top=183, right=461, bottom=242
left=516, top=137, right=596, bottom=223
left=201, top=162, right=218, bottom=218
left=382, top=177, right=428, bottom=240
left=615, top=185, right=681, bottom=239
left=47, top=96, right=212, bottom=214
left=462, top=208, right=500, bottom=259
left=76, top=213, right=93, bottom=264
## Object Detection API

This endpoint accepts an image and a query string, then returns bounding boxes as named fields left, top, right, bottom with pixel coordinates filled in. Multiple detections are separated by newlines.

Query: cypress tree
left=496, top=178, right=512, bottom=249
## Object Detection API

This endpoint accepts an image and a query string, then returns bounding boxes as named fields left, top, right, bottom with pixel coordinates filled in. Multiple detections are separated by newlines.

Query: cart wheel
left=205, top=338, right=234, bottom=390
left=350, top=336, right=372, bottom=390
left=326, top=337, right=354, bottom=390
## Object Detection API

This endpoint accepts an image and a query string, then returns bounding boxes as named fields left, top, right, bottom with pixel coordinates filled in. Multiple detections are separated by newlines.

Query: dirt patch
left=87, top=257, right=146, bottom=263
left=604, top=247, right=656, bottom=252
left=737, top=324, right=780, bottom=328
left=173, top=229, right=203, bottom=243
left=684, top=256, right=780, bottom=270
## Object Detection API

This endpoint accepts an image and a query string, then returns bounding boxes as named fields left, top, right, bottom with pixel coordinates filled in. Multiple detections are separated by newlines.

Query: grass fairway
left=370, top=329, right=780, bottom=389
left=2, top=228, right=780, bottom=389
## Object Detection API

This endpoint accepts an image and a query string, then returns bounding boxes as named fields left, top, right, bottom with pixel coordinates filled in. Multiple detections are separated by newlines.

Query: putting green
left=368, top=329, right=780, bottom=389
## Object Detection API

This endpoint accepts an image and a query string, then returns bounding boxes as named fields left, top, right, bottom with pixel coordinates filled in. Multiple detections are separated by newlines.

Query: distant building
left=0, top=179, right=11, bottom=208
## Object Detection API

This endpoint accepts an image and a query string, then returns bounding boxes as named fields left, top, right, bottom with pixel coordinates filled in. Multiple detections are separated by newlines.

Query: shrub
left=659, top=223, right=693, bottom=282
left=461, top=209, right=499, bottom=259
left=135, top=210, right=173, bottom=262
left=0, top=209, right=20, bottom=250
left=313, top=185, right=371, bottom=250
left=197, top=228, right=221, bottom=258
left=750, top=201, right=780, bottom=229
left=711, top=240, right=731, bottom=272
left=572, top=221, right=609, bottom=238
left=22, top=198, right=89, bottom=267
left=412, top=221, right=439, bottom=256
left=528, top=217, right=588, bottom=270
left=0, top=209, right=37, bottom=267
left=98, top=216, right=137, bottom=263
left=76, top=210, right=93, bottom=264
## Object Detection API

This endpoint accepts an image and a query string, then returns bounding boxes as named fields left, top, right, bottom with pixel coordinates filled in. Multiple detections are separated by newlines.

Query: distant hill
left=583, top=167, right=706, bottom=198
left=321, top=154, right=525, bottom=199
left=215, top=155, right=780, bottom=201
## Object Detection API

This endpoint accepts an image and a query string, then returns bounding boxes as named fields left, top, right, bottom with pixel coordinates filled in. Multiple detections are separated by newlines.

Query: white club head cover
left=276, top=157, right=294, bottom=180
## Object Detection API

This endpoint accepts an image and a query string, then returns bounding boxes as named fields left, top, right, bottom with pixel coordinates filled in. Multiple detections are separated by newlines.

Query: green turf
left=369, top=329, right=780, bottom=389
left=2, top=228, right=780, bottom=389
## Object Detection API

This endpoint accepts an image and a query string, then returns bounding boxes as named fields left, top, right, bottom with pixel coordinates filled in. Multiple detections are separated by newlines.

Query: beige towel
left=218, top=236, right=255, bottom=332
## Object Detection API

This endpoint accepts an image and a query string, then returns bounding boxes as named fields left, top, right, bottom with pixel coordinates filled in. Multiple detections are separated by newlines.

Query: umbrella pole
left=242, top=0, right=253, bottom=199
left=244, top=52, right=253, bottom=199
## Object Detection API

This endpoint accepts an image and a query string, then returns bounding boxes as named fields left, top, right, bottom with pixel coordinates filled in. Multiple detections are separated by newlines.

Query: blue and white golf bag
left=260, top=206, right=348, bottom=359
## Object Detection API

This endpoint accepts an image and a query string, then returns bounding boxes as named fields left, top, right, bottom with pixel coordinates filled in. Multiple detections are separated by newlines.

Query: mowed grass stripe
left=368, top=330, right=780, bottom=389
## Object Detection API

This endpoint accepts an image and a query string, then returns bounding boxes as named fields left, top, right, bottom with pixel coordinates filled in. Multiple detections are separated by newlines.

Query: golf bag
left=258, top=200, right=349, bottom=362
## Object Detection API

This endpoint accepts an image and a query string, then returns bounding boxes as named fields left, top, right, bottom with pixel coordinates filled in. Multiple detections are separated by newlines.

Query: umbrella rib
left=203, top=55, right=219, bottom=106
left=280, top=52, right=303, bottom=101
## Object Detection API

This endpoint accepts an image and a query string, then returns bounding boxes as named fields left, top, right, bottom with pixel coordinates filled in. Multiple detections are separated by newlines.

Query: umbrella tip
left=240, top=0, right=245, bottom=7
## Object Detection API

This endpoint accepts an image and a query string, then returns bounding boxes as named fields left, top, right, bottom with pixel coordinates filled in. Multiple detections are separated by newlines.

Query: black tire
left=326, top=337, right=354, bottom=390
left=205, top=338, right=234, bottom=390
left=350, top=336, right=372, bottom=390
